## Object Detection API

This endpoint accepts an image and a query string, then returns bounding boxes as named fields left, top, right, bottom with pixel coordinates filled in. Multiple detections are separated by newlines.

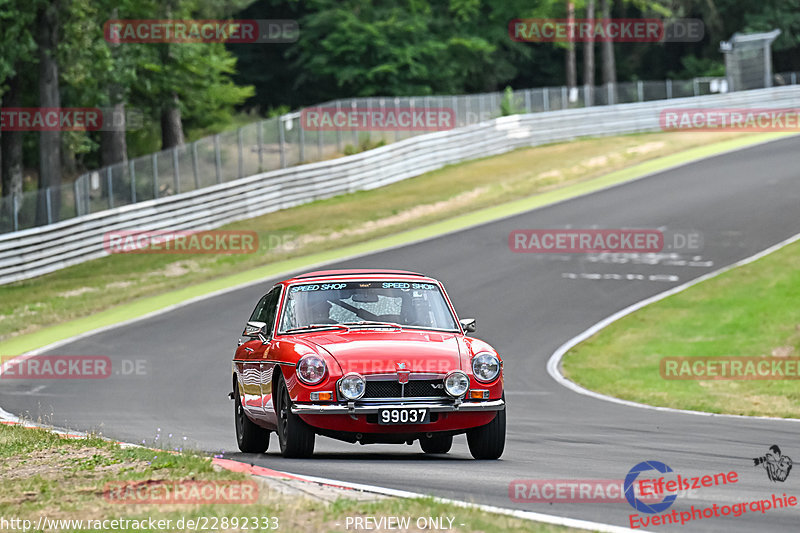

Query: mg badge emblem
left=396, top=362, right=410, bottom=384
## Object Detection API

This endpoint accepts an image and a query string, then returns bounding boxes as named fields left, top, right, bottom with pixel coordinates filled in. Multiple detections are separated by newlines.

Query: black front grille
left=364, top=380, right=402, bottom=398
left=407, top=380, right=448, bottom=398
left=363, top=379, right=448, bottom=399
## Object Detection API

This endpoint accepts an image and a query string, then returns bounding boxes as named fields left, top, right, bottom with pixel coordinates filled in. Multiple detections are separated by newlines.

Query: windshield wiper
left=284, top=324, right=350, bottom=333
left=341, top=321, right=403, bottom=329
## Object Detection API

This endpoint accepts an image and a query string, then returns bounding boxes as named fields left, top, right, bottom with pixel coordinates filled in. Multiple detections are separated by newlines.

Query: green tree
left=0, top=0, right=38, bottom=202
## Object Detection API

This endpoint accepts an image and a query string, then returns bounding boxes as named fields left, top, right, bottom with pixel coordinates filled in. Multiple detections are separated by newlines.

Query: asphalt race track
left=3, top=136, right=800, bottom=531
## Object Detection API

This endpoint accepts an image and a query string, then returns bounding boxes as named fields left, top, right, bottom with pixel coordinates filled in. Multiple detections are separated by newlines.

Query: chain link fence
left=2, top=73, right=799, bottom=235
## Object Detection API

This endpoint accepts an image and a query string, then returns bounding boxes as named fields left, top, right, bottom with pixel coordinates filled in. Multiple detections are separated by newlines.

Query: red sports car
left=231, top=269, right=505, bottom=459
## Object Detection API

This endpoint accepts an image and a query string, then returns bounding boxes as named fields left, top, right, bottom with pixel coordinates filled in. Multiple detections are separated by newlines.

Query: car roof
left=282, top=269, right=435, bottom=284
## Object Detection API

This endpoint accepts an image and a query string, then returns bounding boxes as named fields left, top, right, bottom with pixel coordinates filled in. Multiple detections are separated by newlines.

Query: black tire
left=275, top=375, right=316, bottom=458
left=420, top=434, right=453, bottom=454
left=234, top=384, right=270, bottom=453
left=466, top=405, right=506, bottom=460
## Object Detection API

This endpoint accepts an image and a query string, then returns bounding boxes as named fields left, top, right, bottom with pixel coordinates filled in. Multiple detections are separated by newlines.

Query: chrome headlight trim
left=472, top=352, right=501, bottom=383
left=444, top=370, right=469, bottom=398
left=296, top=354, right=327, bottom=385
left=338, top=372, right=366, bottom=400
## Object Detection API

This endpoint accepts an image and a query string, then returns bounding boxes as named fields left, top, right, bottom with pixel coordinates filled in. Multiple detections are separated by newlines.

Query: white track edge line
left=271, top=470, right=643, bottom=533
left=0, top=407, right=139, bottom=448
left=547, top=230, right=800, bottom=423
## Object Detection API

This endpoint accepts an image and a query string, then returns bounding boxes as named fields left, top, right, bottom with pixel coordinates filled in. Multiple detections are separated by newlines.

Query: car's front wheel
left=466, top=403, right=505, bottom=460
left=420, top=434, right=453, bottom=454
left=234, top=384, right=270, bottom=453
left=275, top=374, right=316, bottom=458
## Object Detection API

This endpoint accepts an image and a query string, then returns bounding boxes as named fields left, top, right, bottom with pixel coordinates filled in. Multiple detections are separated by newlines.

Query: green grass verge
left=0, top=131, right=787, bottom=357
left=562, top=237, right=800, bottom=419
left=0, top=423, right=583, bottom=533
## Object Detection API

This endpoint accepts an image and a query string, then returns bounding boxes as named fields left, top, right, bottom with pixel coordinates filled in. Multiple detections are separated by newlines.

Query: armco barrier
left=2, top=86, right=799, bottom=285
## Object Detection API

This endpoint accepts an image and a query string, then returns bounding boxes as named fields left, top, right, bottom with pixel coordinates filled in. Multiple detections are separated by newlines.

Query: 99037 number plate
left=377, top=407, right=430, bottom=425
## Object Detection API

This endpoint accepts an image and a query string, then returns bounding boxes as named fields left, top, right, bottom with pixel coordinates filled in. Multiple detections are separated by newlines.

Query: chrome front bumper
left=291, top=398, right=505, bottom=415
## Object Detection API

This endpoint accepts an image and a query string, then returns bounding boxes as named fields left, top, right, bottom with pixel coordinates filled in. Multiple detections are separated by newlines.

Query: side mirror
left=459, top=318, right=477, bottom=333
left=258, top=323, right=270, bottom=344
left=243, top=321, right=266, bottom=337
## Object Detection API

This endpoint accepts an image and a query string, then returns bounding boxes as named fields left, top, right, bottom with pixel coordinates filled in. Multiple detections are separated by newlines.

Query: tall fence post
left=316, top=113, right=323, bottom=160
left=152, top=153, right=159, bottom=199
left=74, top=180, right=81, bottom=217
left=693, top=78, right=700, bottom=96
left=393, top=98, right=400, bottom=140
left=172, top=148, right=180, bottom=194
left=257, top=121, right=264, bottom=171
left=350, top=99, right=358, bottom=148
left=46, top=188, right=53, bottom=224
left=129, top=160, right=136, bottom=204
left=12, top=195, right=19, bottom=232
left=666, top=79, right=673, bottom=99
left=191, top=142, right=200, bottom=189
left=336, top=100, right=343, bottom=153
left=237, top=129, right=244, bottom=178
left=107, top=167, right=114, bottom=209
left=763, top=42, right=772, bottom=88
left=637, top=81, right=644, bottom=101
left=298, top=116, right=305, bottom=164
left=792, top=72, right=797, bottom=85
left=278, top=117, right=286, bottom=168
left=214, top=135, right=222, bottom=183
left=543, top=88, right=550, bottom=111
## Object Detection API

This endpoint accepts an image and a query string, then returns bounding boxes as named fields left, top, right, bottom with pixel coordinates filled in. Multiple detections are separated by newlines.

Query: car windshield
left=278, top=280, right=458, bottom=333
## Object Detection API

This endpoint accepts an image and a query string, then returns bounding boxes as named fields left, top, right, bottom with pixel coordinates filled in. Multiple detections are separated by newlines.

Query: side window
left=249, top=295, right=270, bottom=323
left=258, top=287, right=282, bottom=337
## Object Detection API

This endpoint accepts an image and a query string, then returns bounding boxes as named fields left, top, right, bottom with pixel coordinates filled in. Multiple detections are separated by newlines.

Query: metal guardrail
left=5, top=74, right=788, bottom=236
left=1, top=85, right=799, bottom=285
left=3, top=73, right=800, bottom=236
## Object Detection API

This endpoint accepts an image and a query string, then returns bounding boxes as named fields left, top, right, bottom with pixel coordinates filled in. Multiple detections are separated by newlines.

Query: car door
left=253, top=286, right=282, bottom=425
left=235, top=289, right=278, bottom=424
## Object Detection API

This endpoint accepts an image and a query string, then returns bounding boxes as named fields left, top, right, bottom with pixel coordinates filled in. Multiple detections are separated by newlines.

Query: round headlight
left=444, top=370, right=469, bottom=398
left=339, top=373, right=366, bottom=400
left=296, top=354, right=327, bottom=385
left=472, top=352, right=501, bottom=382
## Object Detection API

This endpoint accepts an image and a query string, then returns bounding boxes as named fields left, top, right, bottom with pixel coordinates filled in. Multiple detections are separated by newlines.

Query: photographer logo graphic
left=753, top=445, right=793, bottom=482
left=624, top=461, right=677, bottom=513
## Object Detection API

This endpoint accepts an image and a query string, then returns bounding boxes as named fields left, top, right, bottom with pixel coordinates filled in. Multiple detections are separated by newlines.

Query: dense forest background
left=1, top=0, right=799, bottom=201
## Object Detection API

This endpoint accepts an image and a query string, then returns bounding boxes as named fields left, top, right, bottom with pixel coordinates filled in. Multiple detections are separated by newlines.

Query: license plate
left=377, top=407, right=430, bottom=425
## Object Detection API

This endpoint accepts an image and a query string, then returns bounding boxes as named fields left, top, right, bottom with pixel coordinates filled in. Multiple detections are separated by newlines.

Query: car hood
left=304, top=329, right=463, bottom=375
